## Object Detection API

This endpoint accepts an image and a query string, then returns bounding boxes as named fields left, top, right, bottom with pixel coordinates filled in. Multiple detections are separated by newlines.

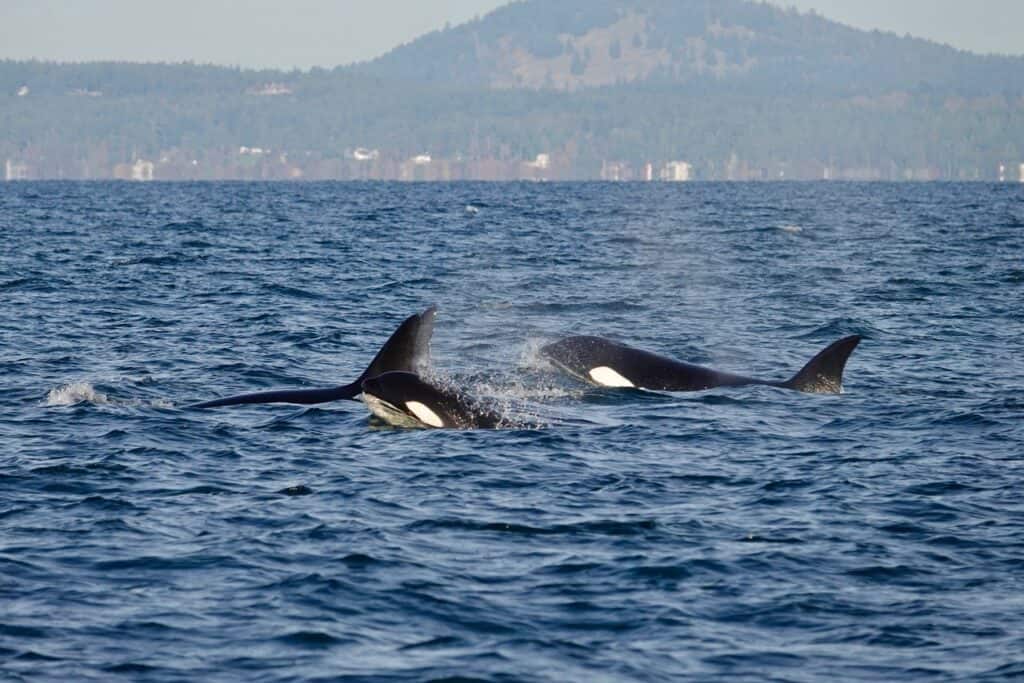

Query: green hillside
left=2, top=0, right=1023, bottom=181
left=363, top=0, right=1024, bottom=96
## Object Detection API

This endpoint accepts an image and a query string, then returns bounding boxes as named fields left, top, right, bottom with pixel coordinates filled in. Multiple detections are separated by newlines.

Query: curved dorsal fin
left=782, top=335, right=862, bottom=394
left=188, top=306, right=436, bottom=408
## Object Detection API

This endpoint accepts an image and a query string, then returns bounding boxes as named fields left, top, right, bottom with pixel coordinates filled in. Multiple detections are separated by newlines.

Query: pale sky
left=1, top=0, right=1021, bottom=70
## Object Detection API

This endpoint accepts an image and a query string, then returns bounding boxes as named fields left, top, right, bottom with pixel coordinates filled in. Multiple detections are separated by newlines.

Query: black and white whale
left=541, top=335, right=861, bottom=394
left=189, top=307, right=436, bottom=408
left=360, top=371, right=503, bottom=429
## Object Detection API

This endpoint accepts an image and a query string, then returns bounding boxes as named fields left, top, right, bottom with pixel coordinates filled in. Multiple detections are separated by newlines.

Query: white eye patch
left=587, top=366, right=635, bottom=388
left=405, top=401, right=445, bottom=428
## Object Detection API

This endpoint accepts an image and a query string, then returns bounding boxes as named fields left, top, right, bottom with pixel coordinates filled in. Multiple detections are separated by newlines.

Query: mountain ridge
left=359, top=0, right=1024, bottom=96
left=1, top=0, right=1023, bottom=181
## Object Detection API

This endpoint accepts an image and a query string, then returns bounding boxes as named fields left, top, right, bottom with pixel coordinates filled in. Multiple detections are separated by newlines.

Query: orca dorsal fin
left=357, top=306, right=436, bottom=385
left=782, top=335, right=862, bottom=394
left=188, top=306, right=436, bottom=408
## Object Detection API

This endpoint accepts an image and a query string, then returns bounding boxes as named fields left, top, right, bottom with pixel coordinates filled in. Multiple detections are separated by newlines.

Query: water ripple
left=1, top=181, right=1021, bottom=681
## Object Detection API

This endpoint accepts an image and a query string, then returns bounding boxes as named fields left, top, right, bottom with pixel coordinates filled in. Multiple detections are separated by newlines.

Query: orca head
left=360, top=372, right=450, bottom=429
left=541, top=336, right=636, bottom=388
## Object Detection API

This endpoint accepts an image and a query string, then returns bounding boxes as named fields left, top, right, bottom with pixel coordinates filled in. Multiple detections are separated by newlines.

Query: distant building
left=401, top=155, right=457, bottom=181
left=131, top=160, right=154, bottom=181
left=999, top=164, right=1007, bottom=182
left=600, top=161, right=632, bottom=181
left=1020, top=164, right=1024, bottom=183
left=519, top=153, right=553, bottom=181
left=526, top=153, right=550, bottom=170
left=239, top=146, right=268, bottom=156
left=661, top=161, right=692, bottom=182
left=5, top=159, right=30, bottom=181
left=352, top=148, right=379, bottom=161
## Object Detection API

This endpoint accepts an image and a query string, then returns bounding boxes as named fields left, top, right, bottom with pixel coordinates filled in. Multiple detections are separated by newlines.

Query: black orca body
left=360, top=372, right=503, bottom=429
left=189, top=307, right=436, bottom=408
left=541, top=335, right=861, bottom=394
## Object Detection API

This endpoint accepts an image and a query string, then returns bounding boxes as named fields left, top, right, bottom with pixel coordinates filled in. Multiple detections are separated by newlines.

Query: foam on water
left=518, top=337, right=552, bottom=368
left=44, top=382, right=110, bottom=406
left=44, top=381, right=174, bottom=409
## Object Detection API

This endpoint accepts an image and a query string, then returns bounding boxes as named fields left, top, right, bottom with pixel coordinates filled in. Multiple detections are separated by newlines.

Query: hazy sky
left=2, top=0, right=1021, bottom=70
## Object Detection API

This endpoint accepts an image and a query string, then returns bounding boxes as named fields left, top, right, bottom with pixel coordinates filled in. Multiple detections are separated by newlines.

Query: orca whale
left=360, top=371, right=503, bottom=429
left=188, top=307, right=436, bottom=408
left=541, top=335, right=861, bottom=394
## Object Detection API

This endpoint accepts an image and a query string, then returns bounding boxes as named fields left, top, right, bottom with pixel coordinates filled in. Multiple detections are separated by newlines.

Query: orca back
left=542, top=336, right=758, bottom=391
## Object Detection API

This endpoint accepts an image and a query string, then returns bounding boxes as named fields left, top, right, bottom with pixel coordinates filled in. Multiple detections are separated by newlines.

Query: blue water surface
left=1, top=181, right=1022, bottom=681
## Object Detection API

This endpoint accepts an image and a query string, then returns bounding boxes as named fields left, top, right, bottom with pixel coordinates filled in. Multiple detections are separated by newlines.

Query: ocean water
left=1, top=181, right=1022, bottom=682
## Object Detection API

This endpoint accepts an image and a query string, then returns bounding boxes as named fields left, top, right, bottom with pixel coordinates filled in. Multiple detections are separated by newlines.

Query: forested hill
left=362, top=0, right=1024, bottom=95
left=2, top=0, right=1023, bottom=181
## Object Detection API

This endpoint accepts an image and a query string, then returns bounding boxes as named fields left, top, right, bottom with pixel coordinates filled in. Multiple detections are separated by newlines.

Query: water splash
left=43, top=381, right=173, bottom=409
left=44, top=382, right=110, bottom=406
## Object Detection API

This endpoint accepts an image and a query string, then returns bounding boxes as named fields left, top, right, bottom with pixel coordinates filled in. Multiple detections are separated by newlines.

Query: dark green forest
left=2, top=0, right=1023, bottom=180
left=365, top=0, right=1024, bottom=96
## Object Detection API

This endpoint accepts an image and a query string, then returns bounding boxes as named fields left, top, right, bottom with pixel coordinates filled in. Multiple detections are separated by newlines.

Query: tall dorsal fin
left=782, top=335, right=862, bottom=394
left=188, top=306, right=437, bottom=408
left=357, top=306, right=435, bottom=384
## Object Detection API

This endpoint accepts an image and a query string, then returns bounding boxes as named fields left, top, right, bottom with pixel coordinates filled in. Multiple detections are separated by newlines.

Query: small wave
left=161, top=220, right=205, bottom=231
left=408, top=517, right=657, bottom=537
left=846, top=564, right=927, bottom=582
left=399, top=635, right=464, bottom=652
left=0, top=624, right=49, bottom=639
left=275, top=630, right=350, bottom=648
left=903, top=481, right=978, bottom=496
left=930, top=410, right=1002, bottom=429
left=131, top=254, right=190, bottom=266
left=517, top=300, right=645, bottom=314
left=605, top=235, right=644, bottom=245
left=263, top=283, right=324, bottom=300
left=103, top=662, right=161, bottom=674
left=982, top=662, right=1024, bottom=678
left=11, top=649, right=63, bottom=662
left=0, top=277, right=35, bottom=291
left=797, top=317, right=885, bottom=340
left=779, top=224, right=803, bottom=234
left=350, top=211, right=383, bottom=222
